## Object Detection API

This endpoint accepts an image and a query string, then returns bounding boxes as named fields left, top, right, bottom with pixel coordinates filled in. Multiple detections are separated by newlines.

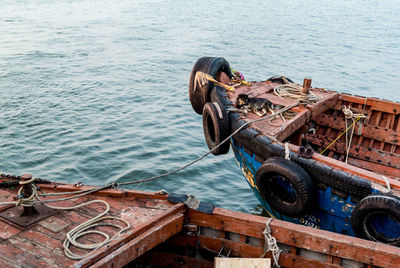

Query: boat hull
left=231, top=139, right=357, bottom=234
left=189, top=56, right=400, bottom=246
left=211, top=86, right=400, bottom=240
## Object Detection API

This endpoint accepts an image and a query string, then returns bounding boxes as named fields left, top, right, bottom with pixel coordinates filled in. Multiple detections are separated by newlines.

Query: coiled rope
left=274, top=83, right=322, bottom=104
left=0, top=180, right=130, bottom=260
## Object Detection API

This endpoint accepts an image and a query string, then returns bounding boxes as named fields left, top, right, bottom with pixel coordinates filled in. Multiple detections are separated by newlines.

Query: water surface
left=1, top=0, right=399, bottom=213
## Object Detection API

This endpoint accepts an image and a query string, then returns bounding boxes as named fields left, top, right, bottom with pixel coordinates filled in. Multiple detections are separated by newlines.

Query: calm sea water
left=1, top=0, right=399, bottom=213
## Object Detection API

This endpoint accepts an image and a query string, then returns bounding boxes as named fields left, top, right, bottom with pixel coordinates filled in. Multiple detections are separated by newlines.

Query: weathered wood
left=90, top=212, right=185, bottom=268
left=198, top=235, right=341, bottom=268
left=215, top=258, right=271, bottom=268
left=340, top=94, right=400, bottom=115
left=314, top=113, right=400, bottom=146
left=188, top=208, right=400, bottom=267
left=135, top=251, right=214, bottom=268
left=303, top=134, right=400, bottom=170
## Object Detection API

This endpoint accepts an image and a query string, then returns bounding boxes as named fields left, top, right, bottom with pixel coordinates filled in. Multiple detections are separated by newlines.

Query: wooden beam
left=314, top=113, right=400, bottom=146
left=188, top=208, right=400, bottom=267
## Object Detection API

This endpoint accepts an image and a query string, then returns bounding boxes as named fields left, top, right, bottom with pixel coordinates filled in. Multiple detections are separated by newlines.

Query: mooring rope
left=0, top=102, right=300, bottom=195
left=0, top=102, right=300, bottom=259
left=118, top=101, right=300, bottom=187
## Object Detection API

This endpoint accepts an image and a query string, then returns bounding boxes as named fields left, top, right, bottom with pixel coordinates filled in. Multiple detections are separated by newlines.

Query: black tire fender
left=351, top=194, right=400, bottom=246
left=202, top=102, right=230, bottom=155
left=255, top=157, right=315, bottom=217
left=189, top=57, right=232, bottom=115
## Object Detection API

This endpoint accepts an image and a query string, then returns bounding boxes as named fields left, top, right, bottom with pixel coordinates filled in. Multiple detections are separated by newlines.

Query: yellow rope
left=320, top=116, right=362, bottom=155
left=195, top=71, right=235, bottom=92
left=232, top=79, right=251, bottom=86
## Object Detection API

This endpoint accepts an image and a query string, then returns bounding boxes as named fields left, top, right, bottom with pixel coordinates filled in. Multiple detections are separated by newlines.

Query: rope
left=320, top=116, right=362, bottom=156
left=194, top=71, right=235, bottom=92
left=183, top=195, right=200, bottom=210
left=0, top=103, right=301, bottom=259
left=261, top=218, right=282, bottom=267
left=284, top=142, right=290, bottom=160
left=342, top=106, right=367, bottom=163
left=382, top=176, right=392, bottom=192
left=274, top=83, right=322, bottom=104
left=118, top=101, right=300, bottom=186
left=0, top=179, right=130, bottom=260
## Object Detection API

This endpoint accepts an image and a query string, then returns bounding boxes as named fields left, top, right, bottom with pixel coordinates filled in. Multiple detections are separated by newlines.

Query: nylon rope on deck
left=0, top=178, right=130, bottom=260
left=274, top=83, right=322, bottom=104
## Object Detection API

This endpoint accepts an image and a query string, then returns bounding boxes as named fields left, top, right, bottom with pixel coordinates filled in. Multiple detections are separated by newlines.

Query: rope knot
left=261, top=218, right=282, bottom=267
left=110, top=182, right=119, bottom=188
left=342, top=106, right=354, bottom=119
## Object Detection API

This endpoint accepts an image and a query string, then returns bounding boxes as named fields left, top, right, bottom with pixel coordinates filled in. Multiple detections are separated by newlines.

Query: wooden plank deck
left=0, top=181, right=185, bottom=267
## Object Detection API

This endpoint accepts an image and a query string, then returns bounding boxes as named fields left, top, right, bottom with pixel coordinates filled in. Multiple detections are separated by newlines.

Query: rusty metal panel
left=0, top=204, right=58, bottom=227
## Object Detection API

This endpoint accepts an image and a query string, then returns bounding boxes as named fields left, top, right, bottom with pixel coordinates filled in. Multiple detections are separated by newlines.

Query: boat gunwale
left=187, top=206, right=400, bottom=267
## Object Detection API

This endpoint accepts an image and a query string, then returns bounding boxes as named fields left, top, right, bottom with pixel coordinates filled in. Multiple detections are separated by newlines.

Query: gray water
left=1, top=0, right=399, bottom=213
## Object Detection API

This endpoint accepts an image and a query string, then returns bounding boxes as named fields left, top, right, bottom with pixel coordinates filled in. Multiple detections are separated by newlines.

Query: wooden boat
left=1, top=173, right=400, bottom=267
left=189, top=57, right=400, bottom=247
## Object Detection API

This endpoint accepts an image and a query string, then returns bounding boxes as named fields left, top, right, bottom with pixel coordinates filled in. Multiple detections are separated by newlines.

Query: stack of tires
left=188, top=57, right=232, bottom=155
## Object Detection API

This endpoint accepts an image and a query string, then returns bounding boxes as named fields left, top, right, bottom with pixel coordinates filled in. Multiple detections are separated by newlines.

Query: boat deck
left=0, top=180, right=184, bottom=267
left=227, top=79, right=400, bottom=183
left=227, top=80, right=339, bottom=141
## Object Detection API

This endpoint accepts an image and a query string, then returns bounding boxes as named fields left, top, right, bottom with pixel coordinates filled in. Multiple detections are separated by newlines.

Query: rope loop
left=19, top=177, right=36, bottom=185
left=261, top=218, right=282, bottom=267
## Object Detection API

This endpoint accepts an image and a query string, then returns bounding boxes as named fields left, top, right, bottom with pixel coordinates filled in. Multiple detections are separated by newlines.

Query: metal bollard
left=20, top=174, right=38, bottom=216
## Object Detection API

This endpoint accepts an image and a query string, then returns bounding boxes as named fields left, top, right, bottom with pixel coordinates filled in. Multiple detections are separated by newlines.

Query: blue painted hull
left=231, top=139, right=396, bottom=237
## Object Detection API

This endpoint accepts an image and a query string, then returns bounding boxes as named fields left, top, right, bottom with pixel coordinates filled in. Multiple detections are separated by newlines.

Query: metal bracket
left=0, top=204, right=58, bottom=228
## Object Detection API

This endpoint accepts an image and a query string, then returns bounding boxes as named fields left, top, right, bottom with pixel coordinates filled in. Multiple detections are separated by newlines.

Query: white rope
left=342, top=106, right=367, bottom=163
left=284, top=142, right=290, bottom=160
left=261, top=218, right=282, bottom=267
left=382, top=176, right=392, bottom=192
left=0, top=180, right=131, bottom=260
left=274, top=83, right=322, bottom=104
left=183, top=194, right=200, bottom=210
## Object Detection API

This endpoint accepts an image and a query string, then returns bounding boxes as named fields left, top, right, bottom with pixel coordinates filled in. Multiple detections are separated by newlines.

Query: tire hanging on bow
left=202, top=102, right=231, bottom=155
left=189, top=57, right=232, bottom=115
